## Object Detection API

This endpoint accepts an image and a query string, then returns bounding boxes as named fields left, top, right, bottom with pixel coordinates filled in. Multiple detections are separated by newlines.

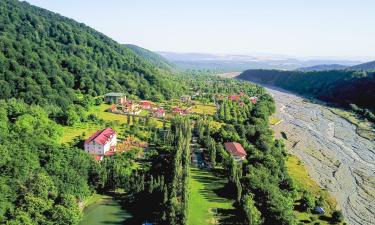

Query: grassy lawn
left=89, top=104, right=128, bottom=123
left=58, top=123, right=102, bottom=144
left=190, top=104, right=217, bottom=115
left=286, top=155, right=338, bottom=225
left=188, top=168, right=236, bottom=225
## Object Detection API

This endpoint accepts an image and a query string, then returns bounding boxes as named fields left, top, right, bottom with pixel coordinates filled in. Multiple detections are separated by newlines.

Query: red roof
left=154, top=108, right=165, bottom=113
left=228, top=95, right=240, bottom=101
left=139, top=101, right=152, bottom=106
left=85, top=128, right=116, bottom=145
left=224, top=142, right=247, bottom=157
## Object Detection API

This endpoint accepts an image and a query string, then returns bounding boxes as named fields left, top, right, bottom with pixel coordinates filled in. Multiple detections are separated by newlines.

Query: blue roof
left=315, top=206, right=325, bottom=213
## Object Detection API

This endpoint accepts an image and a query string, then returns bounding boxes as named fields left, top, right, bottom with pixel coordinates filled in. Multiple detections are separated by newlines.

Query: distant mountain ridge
left=349, top=60, right=375, bottom=71
left=297, top=64, right=348, bottom=72
left=125, top=44, right=174, bottom=70
left=158, top=51, right=361, bottom=72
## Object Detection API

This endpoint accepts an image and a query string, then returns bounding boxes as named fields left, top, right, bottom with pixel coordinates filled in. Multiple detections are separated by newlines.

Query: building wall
left=84, top=134, right=117, bottom=155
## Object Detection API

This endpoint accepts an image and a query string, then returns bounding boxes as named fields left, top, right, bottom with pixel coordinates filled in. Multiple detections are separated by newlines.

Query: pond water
left=79, top=196, right=132, bottom=225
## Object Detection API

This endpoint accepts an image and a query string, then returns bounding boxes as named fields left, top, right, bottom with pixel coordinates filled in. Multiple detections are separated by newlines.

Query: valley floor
left=265, top=86, right=375, bottom=225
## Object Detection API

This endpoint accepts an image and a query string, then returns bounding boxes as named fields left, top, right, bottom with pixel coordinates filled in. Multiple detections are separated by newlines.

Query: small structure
left=84, top=128, right=117, bottom=161
left=172, top=107, right=185, bottom=115
left=224, top=142, right=247, bottom=161
left=228, top=95, right=241, bottom=101
left=139, top=100, right=153, bottom=110
left=314, top=206, right=325, bottom=214
left=122, top=101, right=140, bottom=115
left=104, top=92, right=126, bottom=104
left=249, top=96, right=258, bottom=104
left=180, top=95, right=191, bottom=103
left=153, top=108, right=165, bottom=118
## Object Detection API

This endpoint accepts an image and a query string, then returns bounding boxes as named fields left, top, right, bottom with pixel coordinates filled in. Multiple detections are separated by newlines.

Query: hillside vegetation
left=0, top=0, right=183, bottom=113
left=125, top=44, right=174, bottom=71
left=237, top=69, right=375, bottom=121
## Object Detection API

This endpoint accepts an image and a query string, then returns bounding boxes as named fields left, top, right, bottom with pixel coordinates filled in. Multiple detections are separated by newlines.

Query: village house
left=228, top=95, right=241, bottom=101
left=180, top=95, right=191, bottom=103
left=172, top=107, right=190, bottom=115
left=249, top=96, right=258, bottom=104
left=84, top=128, right=117, bottom=161
left=139, top=100, right=153, bottom=110
left=104, top=92, right=126, bottom=104
left=224, top=142, right=247, bottom=161
left=153, top=108, right=165, bottom=118
left=121, top=101, right=141, bottom=115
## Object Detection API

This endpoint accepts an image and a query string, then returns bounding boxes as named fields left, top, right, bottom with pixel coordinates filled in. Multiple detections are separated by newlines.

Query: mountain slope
left=237, top=69, right=375, bottom=114
left=125, top=44, right=174, bottom=70
left=0, top=0, right=182, bottom=110
left=297, top=64, right=347, bottom=72
left=349, top=60, right=375, bottom=71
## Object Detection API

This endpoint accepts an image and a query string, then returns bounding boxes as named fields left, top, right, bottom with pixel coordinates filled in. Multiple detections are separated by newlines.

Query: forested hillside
left=0, top=0, right=183, bottom=114
left=349, top=60, right=375, bottom=71
left=237, top=69, right=375, bottom=121
left=125, top=44, right=174, bottom=71
left=297, top=64, right=347, bottom=72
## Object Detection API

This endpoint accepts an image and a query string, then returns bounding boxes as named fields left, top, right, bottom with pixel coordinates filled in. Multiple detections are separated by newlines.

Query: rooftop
left=104, top=92, right=125, bottom=97
left=224, top=142, right=247, bottom=157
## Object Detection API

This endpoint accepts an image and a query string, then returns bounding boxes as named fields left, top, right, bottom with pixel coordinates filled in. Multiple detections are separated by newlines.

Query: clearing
left=188, top=168, right=236, bottom=225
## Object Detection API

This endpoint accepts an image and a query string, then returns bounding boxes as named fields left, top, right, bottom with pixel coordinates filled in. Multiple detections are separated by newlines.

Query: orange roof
left=224, top=142, right=247, bottom=157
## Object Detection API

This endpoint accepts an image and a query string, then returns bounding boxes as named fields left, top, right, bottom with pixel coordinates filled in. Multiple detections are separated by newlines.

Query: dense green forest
left=0, top=0, right=343, bottom=224
left=125, top=44, right=175, bottom=71
left=237, top=69, right=375, bottom=122
left=0, top=0, right=184, bottom=119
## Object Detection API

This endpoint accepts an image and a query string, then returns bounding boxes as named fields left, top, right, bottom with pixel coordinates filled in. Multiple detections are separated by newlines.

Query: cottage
left=122, top=101, right=140, bottom=115
left=84, top=128, right=117, bottom=160
left=180, top=95, right=191, bottom=103
left=228, top=95, right=241, bottom=101
left=249, top=96, right=258, bottom=104
left=224, top=142, right=247, bottom=161
left=139, top=100, right=153, bottom=110
left=153, top=108, right=165, bottom=118
left=104, top=92, right=127, bottom=104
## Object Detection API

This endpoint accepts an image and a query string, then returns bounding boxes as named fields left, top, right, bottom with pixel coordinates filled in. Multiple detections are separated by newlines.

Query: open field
left=188, top=168, right=236, bottom=225
left=190, top=103, right=217, bottom=115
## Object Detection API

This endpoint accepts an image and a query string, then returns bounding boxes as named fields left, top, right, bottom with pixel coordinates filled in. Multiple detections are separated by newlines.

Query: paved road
left=266, top=86, right=375, bottom=225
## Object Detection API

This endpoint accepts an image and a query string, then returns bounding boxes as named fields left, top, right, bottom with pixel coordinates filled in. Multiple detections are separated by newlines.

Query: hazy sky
left=25, top=0, right=375, bottom=59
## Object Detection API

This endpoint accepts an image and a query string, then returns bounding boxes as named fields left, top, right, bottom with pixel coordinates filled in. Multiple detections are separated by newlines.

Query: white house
left=84, top=128, right=117, bottom=157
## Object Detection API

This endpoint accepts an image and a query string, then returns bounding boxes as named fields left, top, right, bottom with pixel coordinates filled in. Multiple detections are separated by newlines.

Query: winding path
left=265, top=86, right=375, bottom=225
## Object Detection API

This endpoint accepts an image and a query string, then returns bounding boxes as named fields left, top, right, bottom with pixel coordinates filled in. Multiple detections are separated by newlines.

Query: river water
left=79, top=196, right=132, bottom=225
left=265, top=86, right=375, bottom=225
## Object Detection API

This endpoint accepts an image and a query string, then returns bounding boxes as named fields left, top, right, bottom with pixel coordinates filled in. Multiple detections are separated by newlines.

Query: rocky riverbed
left=266, top=86, right=375, bottom=225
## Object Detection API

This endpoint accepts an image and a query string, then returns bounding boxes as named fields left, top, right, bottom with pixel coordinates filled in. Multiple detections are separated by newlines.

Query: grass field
left=188, top=168, right=236, bottom=225
left=190, top=103, right=217, bottom=115
left=286, top=155, right=338, bottom=225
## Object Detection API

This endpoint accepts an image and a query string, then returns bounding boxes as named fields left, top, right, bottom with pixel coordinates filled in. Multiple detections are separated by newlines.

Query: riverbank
left=266, top=86, right=375, bottom=225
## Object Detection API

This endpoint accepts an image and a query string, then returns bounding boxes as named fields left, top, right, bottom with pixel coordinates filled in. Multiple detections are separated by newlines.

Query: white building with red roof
left=224, top=142, right=247, bottom=161
left=139, top=100, right=153, bottom=110
left=84, top=128, right=117, bottom=158
left=153, top=108, right=165, bottom=118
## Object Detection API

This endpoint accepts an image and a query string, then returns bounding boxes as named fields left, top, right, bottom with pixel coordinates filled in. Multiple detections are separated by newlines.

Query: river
left=265, top=86, right=375, bottom=225
left=79, top=195, right=132, bottom=225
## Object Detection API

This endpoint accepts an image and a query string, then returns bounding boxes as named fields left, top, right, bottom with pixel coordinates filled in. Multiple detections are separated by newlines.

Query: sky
left=25, top=0, right=375, bottom=60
